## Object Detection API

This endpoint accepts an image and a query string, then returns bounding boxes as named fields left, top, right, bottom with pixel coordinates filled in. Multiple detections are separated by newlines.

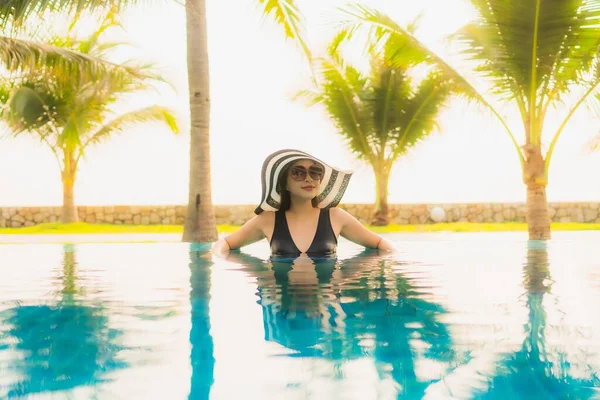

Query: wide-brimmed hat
left=254, top=149, right=353, bottom=215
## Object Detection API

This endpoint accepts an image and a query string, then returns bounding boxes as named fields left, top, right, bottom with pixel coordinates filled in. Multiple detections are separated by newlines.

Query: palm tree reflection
left=188, top=247, right=215, bottom=400
left=2, top=244, right=126, bottom=398
left=474, top=241, right=600, bottom=399
left=226, top=249, right=458, bottom=398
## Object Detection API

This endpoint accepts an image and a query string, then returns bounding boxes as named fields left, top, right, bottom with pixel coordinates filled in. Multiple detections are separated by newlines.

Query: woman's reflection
left=223, top=249, right=458, bottom=398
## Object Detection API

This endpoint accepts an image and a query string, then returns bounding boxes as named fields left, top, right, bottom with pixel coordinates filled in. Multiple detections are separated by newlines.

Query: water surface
left=1, top=232, right=599, bottom=399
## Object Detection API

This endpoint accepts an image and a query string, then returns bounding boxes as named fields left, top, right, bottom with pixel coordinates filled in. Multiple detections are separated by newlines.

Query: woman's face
left=285, top=159, right=324, bottom=200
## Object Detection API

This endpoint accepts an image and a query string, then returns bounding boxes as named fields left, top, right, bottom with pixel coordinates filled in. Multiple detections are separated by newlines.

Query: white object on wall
left=430, top=206, right=446, bottom=223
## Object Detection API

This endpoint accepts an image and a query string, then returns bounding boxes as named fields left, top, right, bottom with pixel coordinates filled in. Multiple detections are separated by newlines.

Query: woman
left=213, top=149, right=395, bottom=257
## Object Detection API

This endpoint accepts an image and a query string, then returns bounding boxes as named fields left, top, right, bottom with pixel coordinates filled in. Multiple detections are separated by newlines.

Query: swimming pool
left=1, top=232, right=599, bottom=399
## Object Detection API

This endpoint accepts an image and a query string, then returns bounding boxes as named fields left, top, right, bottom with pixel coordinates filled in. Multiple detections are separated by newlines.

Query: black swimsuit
left=270, top=209, right=337, bottom=257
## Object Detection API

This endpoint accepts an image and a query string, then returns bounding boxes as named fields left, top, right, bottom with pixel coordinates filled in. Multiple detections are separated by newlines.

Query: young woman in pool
left=213, top=149, right=395, bottom=257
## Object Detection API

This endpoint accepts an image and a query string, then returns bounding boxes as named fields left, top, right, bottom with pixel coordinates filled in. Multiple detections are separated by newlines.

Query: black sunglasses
left=289, top=165, right=324, bottom=181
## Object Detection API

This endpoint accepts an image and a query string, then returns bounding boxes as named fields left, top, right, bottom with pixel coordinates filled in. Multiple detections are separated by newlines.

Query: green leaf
left=83, top=105, right=179, bottom=148
left=395, top=72, right=456, bottom=156
left=0, top=0, right=141, bottom=27
left=257, top=0, right=312, bottom=62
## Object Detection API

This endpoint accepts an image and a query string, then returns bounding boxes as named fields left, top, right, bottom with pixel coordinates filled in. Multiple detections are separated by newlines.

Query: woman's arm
left=332, top=208, right=395, bottom=251
left=212, top=212, right=273, bottom=256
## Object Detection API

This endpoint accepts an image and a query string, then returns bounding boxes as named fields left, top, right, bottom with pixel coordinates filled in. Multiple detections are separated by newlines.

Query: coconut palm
left=344, top=1, right=600, bottom=239
left=0, top=0, right=310, bottom=236
left=297, top=31, right=466, bottom=225
left=0, top=12, right=179, bottom=223
left=182, top=0, right=311, bottom=242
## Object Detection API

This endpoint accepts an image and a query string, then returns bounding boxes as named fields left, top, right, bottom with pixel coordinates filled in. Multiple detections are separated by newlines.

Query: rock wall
left=1, top=202, right=600, bottom=227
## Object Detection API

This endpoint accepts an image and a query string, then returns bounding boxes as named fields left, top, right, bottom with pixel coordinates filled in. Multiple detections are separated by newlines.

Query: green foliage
left=258, top=0, right=310, bottom=56
left=455, top=1, right=600, bottom=123
left=7, top=85, right=53, bottom=129
left=0, top=2, right=140, bottom=79
left=0, top=0, right=138, bottom=27
left=0, top=10, right=178, bottom=173
left=299, top=30, right=464, bottom=165
left=344, top=1, right=600, bottom=170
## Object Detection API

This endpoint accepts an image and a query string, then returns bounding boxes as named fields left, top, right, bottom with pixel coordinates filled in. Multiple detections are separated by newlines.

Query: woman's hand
left=211, top=238, right=231, bottom=258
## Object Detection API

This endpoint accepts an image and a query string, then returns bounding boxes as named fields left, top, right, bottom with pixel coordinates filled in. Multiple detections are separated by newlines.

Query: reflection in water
left=0, top=244, right=126, bottom=398
left=1, top=236, right=599, bottom=399
left=474, top=240, right=600, bottom=399
left=188, top=247, right=215, bottom=400
left=226, top=249, right=460, bottom=398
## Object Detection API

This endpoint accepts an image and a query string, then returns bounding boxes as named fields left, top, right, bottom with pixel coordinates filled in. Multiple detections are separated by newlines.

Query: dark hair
left=277, top=165, right=319, bottom=211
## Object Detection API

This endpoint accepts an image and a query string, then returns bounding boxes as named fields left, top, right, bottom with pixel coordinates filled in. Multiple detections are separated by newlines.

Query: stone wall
left=1, top=202, right=600, bottom=228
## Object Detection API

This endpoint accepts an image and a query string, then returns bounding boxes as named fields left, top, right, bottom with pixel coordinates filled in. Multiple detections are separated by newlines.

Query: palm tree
left=297, top=31, right=465, bottom=225
left=0, top=0, right=310, bottom=238
left=0, top=12, right=179, bottom=223
left=182, top=0, right=311, bottom=242
left=344, top=2, right=600, bottom=239
left=0, top=0, right=310, bottom=236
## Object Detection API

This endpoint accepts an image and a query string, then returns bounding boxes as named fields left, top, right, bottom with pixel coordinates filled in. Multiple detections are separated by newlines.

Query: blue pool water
left=1, top=232, right=600, bottom=399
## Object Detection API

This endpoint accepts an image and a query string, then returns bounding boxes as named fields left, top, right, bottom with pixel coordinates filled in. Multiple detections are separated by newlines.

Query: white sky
left=0, top=0, right=598, bottom=207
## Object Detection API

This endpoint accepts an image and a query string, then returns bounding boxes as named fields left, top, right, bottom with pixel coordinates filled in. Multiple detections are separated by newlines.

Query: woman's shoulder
left=328, top=207, right=353, bottom=225
left=254, top=210, right=276, bottom=226
left=329, top=207, right=351, bottom=219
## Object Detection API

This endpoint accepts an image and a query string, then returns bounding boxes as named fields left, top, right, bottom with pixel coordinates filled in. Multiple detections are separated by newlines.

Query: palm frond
left=454, top=0, right=600, bottom=108
left=369, top=58, right=411, bottom=147
left=300, top=29, right=460, bottom=165
left=315, top=57, right=373, bottom=161
left=342, top=4, right=480, bottom=102
left=341, top=2, right=525, bottom=166
left=291, top=88, right=323, bottom=106
left=393, top=72, right=456, bottom=157
left=0, top=0, right=140, bottom=27
left=82, top=105, right=179, bottom=148
left=258, top=0, right=312, bottom=62
left=0, top=35, right=120, bottom=76
left=327, top=27, right=352, bottom=60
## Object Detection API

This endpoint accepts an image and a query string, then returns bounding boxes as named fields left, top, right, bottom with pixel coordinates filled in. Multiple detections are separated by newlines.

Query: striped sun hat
left=254, top=149, right=353, bottom=215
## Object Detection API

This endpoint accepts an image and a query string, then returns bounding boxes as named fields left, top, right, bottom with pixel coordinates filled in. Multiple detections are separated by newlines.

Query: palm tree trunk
left=61, top=151, right=78, bottom=224
left=371, top=164, right=390, bottom=226
left=526, top=183, right=551, bottom=240
left=522, top=144, right=551, bottom=240
left=182, top=0, right=218, bottom=243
